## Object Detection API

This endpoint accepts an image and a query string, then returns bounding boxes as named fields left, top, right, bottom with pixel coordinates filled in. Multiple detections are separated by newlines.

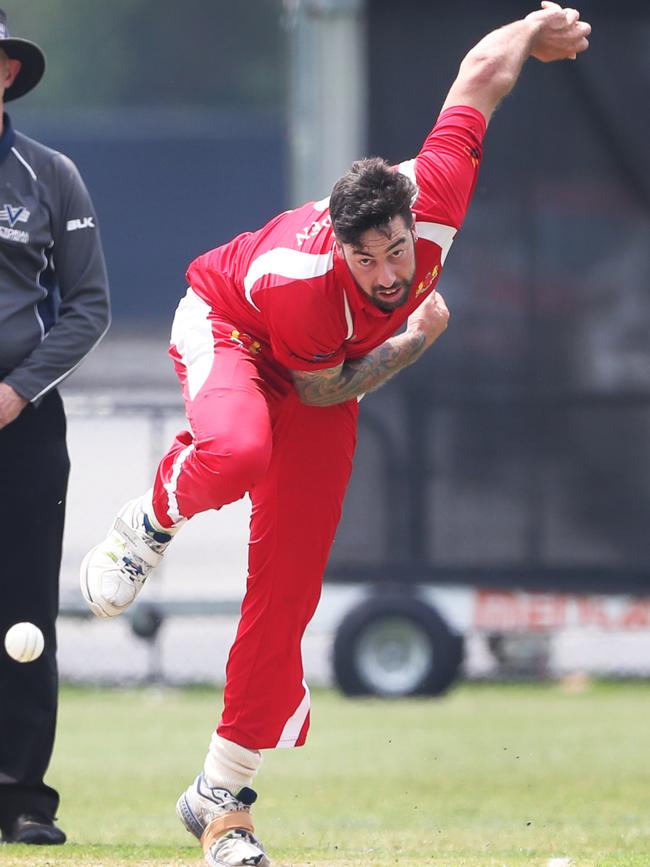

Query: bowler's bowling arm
left=440, top=4, right=590, bottom=124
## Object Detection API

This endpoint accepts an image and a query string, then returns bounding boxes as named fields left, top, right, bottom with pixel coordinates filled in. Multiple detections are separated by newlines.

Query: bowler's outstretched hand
left=527, top=2, right=591, bottom=62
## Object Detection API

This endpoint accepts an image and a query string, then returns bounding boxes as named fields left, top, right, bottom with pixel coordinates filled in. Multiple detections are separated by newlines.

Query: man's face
left=0, top=50, right=21, bottom=96
left=337, top=214, right=417, bottom=311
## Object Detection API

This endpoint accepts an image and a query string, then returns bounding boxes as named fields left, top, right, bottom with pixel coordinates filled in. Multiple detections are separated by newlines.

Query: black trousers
left=0, top=389, right=69, bottom=829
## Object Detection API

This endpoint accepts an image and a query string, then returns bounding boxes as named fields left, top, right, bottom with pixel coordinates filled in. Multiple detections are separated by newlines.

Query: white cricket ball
left=4, top=622, right=45, bottom=663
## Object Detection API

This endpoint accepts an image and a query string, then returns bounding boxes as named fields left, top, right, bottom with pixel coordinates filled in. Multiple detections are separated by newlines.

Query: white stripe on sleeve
left=398, top=158, right=417, bottom=185
left=415, top=221, right=457, bottom=265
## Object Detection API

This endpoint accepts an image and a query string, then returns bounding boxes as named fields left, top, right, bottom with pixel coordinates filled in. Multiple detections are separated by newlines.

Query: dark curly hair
left=329, top=157, right=417, bottom=246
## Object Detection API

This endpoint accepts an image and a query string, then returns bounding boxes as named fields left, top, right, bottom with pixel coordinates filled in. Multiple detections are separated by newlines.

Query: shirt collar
left=0, top=113, right=16, bottom=164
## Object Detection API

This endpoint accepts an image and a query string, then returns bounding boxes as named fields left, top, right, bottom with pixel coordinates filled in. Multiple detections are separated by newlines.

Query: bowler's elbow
left=448, top=52, right=515, bottom=120
left=291, top=364, right=343, bottom=407
left=293, top=381, right=326, bottom=407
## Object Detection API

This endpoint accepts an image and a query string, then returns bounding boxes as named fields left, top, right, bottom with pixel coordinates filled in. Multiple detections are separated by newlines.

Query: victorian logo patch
left=0, top=204, right=30, bottom=227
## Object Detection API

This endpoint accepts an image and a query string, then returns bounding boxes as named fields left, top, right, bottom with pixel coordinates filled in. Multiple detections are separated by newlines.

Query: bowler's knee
left=195, top=432, right=270, bottom=491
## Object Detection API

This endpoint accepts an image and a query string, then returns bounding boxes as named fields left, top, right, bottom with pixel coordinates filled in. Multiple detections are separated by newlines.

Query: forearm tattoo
left=293, top=329, right=428, bottom=406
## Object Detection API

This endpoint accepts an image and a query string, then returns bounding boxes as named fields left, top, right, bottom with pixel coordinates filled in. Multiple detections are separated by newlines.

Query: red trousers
left=152, top=289, right=358, bottom=749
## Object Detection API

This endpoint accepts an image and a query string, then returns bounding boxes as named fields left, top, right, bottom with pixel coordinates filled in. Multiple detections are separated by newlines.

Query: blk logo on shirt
left=66, top=216, right=95, bottom=231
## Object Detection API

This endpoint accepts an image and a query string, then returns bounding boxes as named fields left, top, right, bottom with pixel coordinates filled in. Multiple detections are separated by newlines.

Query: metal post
left=284, top=0, right=368, bottom=205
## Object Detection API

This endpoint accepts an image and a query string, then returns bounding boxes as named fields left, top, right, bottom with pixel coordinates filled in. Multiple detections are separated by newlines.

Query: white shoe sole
left=176, top=791, right=203, bottom=839
left=80, top=544, right=115, bottom=618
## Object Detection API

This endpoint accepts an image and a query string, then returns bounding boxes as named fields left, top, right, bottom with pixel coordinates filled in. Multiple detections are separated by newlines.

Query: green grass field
left=2, top=681, right=649, bottom=866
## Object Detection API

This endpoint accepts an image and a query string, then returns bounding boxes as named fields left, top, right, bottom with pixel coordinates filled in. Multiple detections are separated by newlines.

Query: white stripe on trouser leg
left=164, top=288, right=216, bottom=524
left=163, top=442, right=195, bottom=524
left=141, top=487, right=184, bottom=533
left=276, top=680, right=311, bottom=748
left=170, top=287, right=215, bottom=401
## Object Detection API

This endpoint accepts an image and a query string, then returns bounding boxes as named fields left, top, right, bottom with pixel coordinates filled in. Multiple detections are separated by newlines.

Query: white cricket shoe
left=176, top=774, right=269, bottom=867
left=80, top=493, right=174, bottom=618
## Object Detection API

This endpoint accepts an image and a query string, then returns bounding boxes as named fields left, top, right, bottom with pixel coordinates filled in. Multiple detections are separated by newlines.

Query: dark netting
left=328, top=0, right=650, bottom=593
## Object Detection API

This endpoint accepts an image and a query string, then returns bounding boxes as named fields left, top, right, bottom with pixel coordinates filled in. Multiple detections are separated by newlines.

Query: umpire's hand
left=0, top=382, right=28, bottom=429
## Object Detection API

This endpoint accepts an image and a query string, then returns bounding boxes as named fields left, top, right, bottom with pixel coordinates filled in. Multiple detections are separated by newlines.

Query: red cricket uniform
left=152, top=105, right=485, bottom=750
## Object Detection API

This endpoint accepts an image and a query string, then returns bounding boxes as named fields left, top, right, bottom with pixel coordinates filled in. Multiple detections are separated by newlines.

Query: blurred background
left=9, top=0, right=650, bottom=693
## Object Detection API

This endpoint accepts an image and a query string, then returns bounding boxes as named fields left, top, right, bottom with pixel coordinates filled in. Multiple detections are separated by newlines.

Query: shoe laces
left=120, top=556, right=146, bottom=582
left=111, top=507, right=171, bottom=568
left=198, top=780, right=255, bottom=819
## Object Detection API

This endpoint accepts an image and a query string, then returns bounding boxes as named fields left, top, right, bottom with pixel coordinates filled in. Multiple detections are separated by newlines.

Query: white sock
left=141, top=488, right=183, bottom=535
left=203, top=732, right=263, bottom=795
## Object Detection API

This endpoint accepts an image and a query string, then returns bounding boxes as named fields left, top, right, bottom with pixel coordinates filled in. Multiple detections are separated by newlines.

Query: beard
left=369, top=273, right=415, bottom=311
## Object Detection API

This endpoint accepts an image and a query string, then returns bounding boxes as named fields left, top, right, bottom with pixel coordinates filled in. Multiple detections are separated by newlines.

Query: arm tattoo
left=292, top=329, right=428, bottom=407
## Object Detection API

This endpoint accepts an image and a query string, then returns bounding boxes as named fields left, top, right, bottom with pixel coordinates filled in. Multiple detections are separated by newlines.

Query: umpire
left=0, top=9, right=110, bottom=845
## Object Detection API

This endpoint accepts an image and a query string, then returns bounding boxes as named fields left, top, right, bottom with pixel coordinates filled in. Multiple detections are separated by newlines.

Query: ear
left=4, top=58, right=21, bottom=89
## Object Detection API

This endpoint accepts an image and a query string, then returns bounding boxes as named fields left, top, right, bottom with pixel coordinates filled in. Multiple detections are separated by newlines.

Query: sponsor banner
left=473, top=589, right=650, bottom=632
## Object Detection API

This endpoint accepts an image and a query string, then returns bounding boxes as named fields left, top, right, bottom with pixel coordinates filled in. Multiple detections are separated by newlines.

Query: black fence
left=328, top=0, right=650, bottom=593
